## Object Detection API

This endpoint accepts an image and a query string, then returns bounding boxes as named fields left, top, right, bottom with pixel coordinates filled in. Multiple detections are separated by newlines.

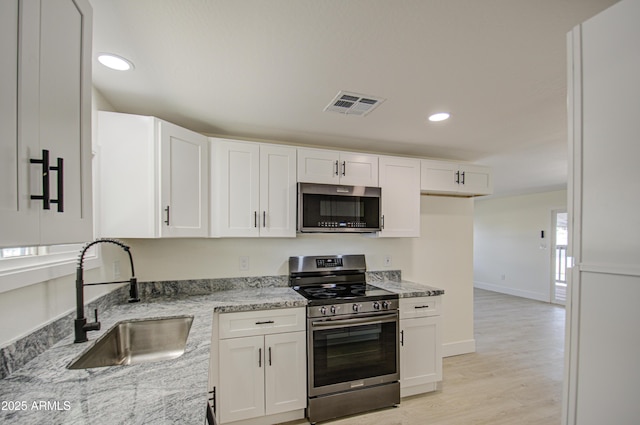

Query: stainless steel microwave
left=297, top=183, right=382, bottom=233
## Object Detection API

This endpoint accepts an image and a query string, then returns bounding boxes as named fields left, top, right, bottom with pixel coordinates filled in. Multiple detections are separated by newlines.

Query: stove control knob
left=352, top=303, right=360, bottom=312
left=373, top=301, right=381, bottom=310
left=330, top=305, right=337, bottom=314
left=320, top=306, right=327, bottom=315
left=381, top=301, right=390, bottom=310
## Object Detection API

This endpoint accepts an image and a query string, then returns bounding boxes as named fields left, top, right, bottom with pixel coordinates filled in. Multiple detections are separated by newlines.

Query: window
left=0, top=243, right=99, bottom=294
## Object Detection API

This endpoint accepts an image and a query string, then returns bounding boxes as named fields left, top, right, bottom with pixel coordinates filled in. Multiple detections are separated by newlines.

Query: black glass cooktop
left=292, top=283, right=397, bottom=305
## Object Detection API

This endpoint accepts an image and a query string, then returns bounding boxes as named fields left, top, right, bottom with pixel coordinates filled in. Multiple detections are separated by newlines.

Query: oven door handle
left=311, top=313, right=397, bottom=329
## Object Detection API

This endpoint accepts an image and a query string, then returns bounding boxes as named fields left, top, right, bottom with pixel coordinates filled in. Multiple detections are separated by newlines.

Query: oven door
left=308, top=311, right=399, bottom=397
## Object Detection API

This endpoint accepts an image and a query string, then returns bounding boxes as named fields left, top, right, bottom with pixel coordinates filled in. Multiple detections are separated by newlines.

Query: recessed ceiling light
left=97, top=53, right=134, bottom=71
left=428, top=112, right=450, bottom=122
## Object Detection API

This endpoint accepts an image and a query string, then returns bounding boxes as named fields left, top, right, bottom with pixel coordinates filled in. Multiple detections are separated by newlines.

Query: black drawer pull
left=255, top=320, right=275, bottom=325
left=414, top=305, right=431, bottom=309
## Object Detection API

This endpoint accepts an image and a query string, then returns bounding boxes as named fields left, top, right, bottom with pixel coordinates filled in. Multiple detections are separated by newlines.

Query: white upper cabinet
left=0, top=0, right=93, bottom=248
left=211, top=139, right=296, bottom=237
left=421, top=159, right=492, bottom=196
left=97, top=111, right=209, bottom=238
left=297, top=148, right=378, bottom=186
left=378, top=156, right=421, bottom=237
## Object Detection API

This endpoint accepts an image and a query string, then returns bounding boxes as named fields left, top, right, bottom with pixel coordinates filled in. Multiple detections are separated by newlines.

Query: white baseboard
left=443, top=339, right=476, bottom=357
left=474, top=281, right=549, bottom=302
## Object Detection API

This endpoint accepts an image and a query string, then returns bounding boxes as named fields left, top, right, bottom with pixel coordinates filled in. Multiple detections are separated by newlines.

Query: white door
left=420, top=159, right=458, bottom=193
left=0, top=0, right=36, bottom=247
left=458, top=164, right=492, bottom=195
left=379, top=156, right=421, bottom=237
left=37, top=0, right=93, bottom=245
left=400, top=316, right=442, bottom=391
left=159, top=121, right=208, bottom=237
left=265, top=331, right=306, bottom=415
left=219, top=336, right=265, bottom=423
left=339, top=152, right=379, bottom=186
left=259, top=145, right=296, bottom=237
left=212, top=140, right=260, bottom=237
left=296, top=148, right=339, bottom=184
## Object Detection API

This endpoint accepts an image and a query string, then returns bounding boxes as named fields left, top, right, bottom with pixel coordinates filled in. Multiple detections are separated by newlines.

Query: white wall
left=473, top=190, right=567, bottom=302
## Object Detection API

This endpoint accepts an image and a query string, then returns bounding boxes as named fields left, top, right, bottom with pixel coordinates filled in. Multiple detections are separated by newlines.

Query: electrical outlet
left=239, top=256, right=250, bottom=271
left=384, top=255, right=392, bottom=267
left=113, top=260, right=121, bottom=279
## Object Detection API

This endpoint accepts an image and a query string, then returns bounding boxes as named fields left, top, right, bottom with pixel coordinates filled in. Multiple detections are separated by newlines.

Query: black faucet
left=74, top=238, right=140, bottom=343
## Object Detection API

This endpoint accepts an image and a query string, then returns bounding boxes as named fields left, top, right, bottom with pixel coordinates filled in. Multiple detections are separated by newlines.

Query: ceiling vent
left=324, top=91, right=385, bottom=116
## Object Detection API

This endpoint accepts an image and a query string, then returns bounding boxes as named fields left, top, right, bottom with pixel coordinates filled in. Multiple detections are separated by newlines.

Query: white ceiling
left=90, top=0, right=618, bottom=196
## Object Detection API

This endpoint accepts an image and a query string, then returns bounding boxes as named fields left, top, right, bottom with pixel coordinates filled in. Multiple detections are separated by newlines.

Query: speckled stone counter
left=370, top=280, right=445, bottom=298
left=0, top=287, right=306, bottom=425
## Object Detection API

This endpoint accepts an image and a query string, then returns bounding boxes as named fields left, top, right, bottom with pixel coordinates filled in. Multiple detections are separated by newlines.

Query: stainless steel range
left=289, top=254, right=400, bottom=424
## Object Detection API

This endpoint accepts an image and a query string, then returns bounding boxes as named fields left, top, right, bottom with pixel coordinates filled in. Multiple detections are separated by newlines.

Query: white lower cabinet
left=213, top=308, right=306, bottom=424
left=399, top=297, right=442, bottom=397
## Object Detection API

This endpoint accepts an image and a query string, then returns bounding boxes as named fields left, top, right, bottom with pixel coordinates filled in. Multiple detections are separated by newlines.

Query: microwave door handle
left=311, top=313, right=397, bottom=329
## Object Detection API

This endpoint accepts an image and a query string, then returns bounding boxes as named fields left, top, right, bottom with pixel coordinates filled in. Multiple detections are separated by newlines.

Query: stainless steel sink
left=67, top=315, right=194, bottom=369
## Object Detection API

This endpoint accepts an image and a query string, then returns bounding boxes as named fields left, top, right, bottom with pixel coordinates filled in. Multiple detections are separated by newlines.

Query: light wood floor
left=289, top=288, right=566, bottom=425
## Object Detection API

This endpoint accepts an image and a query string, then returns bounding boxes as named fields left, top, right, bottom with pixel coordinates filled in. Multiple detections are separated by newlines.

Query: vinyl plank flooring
left=285, top=288, right=565, bottom=425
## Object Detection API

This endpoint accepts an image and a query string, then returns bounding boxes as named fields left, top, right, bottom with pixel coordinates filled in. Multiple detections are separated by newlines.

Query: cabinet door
left=259, top=145, right=297, bottom=237
left=379, top=156, right=421, bottom=237
left=458, top=164, right=493, bottom=195
left=219, top=335, right=265, bottom=423
left=400, top=316, right=442, bottom=392
left=159, top=120, right=209, bottom=237
left=265, top=331, right=306, bottom=415
left=339, top=152, right=379, bottom=186
left=0, top=0, right=36, bottom=247
left=420, top=159, right=458, bottom=194
left=211, top=139, right=260, bottom=237
left=38, top=0, right=93, bottom=245
left=296, top=148, right=339, bottom=184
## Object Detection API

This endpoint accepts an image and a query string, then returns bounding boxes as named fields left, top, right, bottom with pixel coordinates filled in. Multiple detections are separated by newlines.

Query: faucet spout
left=74, top=238, right=140, bottom=343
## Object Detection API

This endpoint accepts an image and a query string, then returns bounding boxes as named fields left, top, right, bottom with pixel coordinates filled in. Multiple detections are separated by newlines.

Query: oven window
left=312, top=321, right=397, bottom=388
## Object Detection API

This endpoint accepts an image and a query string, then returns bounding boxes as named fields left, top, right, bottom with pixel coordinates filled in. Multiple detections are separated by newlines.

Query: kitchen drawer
left=400, top=296, right=441, bottom=319
left=219, top=308, right=305, bottom=339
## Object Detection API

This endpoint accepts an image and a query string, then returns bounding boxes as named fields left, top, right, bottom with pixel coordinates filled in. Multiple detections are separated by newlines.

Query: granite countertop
left=370, top=280, right=445, bottom=298
left=0, top=287, right=306, bottom=425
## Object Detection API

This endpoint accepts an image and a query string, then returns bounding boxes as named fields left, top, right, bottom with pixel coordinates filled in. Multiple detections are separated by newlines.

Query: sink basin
left=67, top=315, right=194, bottom=369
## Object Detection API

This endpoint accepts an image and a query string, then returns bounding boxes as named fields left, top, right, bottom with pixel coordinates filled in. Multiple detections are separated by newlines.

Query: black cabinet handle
left=164, top=206, right=170, bottom=225
left=263, top=211, right=266, bottom=228
left=461, top=171, right=465, bottom=185
left=30, top=149, right=51, bottom=210
left=414, top=305, right=431, bottom=309
left=30, top=149, right=64, bottom=212
left=254, top=211, right=258, bottom=228
left=455, top=170, right=460, bottom=184
left=400, top=329, right=404, bottom=347
left=334, top=160, right=339, bottom=176
left=258, top=348, right=262, bottom=367
left=255, top=320, right=275, bottom=325
left=341, top=161, right=346, bottom=176
left=268, top=346, right=272, bottom=366
left=50, top=157, right=64, bottom=212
